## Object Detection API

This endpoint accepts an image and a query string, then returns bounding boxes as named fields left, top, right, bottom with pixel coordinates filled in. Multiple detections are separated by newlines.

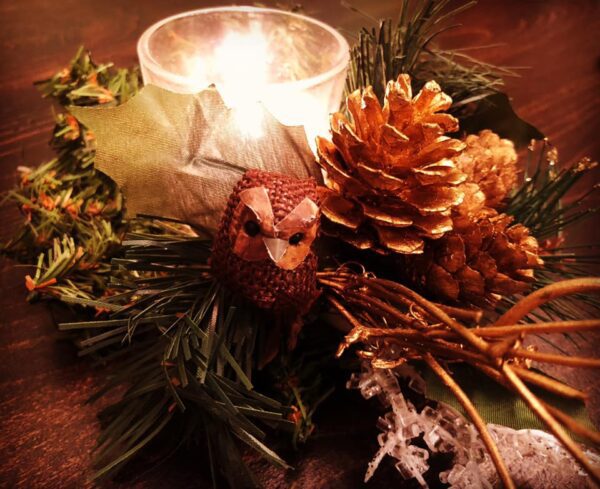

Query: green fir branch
left=57, top=223, right=293, bottom=487
left=2, top=47, right=143, bottom=298
left=344, top=0, right=509, bottom=114
left=265, top=327, right=339, bottom=446
left=35, top=46, right=140, bottom=107
left=504, top=140, right=600, bottom=321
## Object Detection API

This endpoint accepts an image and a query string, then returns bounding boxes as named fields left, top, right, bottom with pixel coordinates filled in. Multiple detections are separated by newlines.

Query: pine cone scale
left=355, top=163, right=406, bottom=192
left=316, top=138, right=367, bottom=195
left=361, top=202, right=414, bottom=227
left=413, top=159, right=467, bottom=187
left=400, top=186, right=464, bottom=214
left=412, top=214, right=454, bottom=237
left=374, top=225, right=425, bottom=254
left=321, top=193, right=363, bottom=230
left=413, top=138, right=465, bottom=167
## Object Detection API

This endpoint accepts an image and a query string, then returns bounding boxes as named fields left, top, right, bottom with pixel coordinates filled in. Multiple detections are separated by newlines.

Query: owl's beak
left=263, top=237, right=287, bottom=263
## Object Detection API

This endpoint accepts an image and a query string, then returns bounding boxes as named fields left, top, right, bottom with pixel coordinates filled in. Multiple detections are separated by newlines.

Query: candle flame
left=213, top=29, right=270, bottom=100
left=186, top=28, right=271, bottom=138
left=182, top=26, right=329, bottom=146
left=231, top=103, right=264, bottom=139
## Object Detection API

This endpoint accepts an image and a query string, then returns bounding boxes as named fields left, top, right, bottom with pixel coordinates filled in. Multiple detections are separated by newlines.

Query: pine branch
left=344, top=0, right=508, bottom=115
left=35, top=46, right=140, bottom=106
left=265, top=327, right=338, bottom=446
left=57, top=222, right=293, bottom=487
left=504, top=140, right=600, bottom=321
left=1, top=47, right=146, bottom=301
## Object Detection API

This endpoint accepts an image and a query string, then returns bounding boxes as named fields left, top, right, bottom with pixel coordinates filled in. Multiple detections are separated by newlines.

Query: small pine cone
left=406, top=211, right=543, bottom=305
left=453, top=130, right=518, bottom=208
left=316, top=74, right=467, bottom=255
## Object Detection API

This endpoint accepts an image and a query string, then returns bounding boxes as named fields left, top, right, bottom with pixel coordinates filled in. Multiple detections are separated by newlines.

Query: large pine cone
left=316, top=74, right=467, bottom=254
left=453, top=130, right=518, bottom=208
left=406, top=211, right=543, bottom=306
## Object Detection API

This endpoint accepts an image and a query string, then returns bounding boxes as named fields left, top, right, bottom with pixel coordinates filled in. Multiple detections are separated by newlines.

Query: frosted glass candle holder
left=137, top=6, right=349, bottom=146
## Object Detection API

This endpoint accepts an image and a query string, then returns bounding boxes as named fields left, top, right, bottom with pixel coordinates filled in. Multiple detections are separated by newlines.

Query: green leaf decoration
left=70, top=85, right=320, bottom=236
left=458, top=92, right=544, bottom=148
left=423, top=364, right=594, bottom=440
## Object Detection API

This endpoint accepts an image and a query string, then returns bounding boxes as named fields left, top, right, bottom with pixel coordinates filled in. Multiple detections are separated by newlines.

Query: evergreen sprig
left=59, top=224, right=294, bottom=487
left=507, top=141, right=599, bottom=240
left=505, top=140, right=600, bottom=321
left=34, top=46, right=139, bottom=107
left=265, top=328, right=338, bottom=447
left=2, top=47, right=142, bottom=297
left=344, top=0, right=511, bottom=114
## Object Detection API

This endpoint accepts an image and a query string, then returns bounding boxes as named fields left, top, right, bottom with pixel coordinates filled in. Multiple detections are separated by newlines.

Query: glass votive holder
left=137, top=6, right=349, bottom=146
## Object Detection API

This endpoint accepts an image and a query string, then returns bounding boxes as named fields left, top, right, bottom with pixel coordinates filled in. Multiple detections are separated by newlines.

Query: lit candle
left=137, top=6, right=349, bottom=147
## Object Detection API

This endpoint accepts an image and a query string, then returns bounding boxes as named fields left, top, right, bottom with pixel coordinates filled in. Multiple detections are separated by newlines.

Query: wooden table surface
left=1, top=1, right=599, bottom=488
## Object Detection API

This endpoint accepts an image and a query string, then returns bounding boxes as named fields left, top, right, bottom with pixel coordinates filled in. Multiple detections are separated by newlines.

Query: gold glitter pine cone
left=316, top=74, right=467, bottom=255
left=406, top=210, right=543, bottom=305
left=453, top=130, right=518, bottom=208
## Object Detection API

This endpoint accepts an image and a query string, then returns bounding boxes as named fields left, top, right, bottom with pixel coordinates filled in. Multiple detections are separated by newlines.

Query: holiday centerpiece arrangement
left=2, top=2, right=599, bottom=488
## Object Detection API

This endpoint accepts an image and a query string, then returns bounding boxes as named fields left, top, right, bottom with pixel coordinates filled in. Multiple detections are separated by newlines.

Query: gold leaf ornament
left=70, top=85, right=321, bottom=235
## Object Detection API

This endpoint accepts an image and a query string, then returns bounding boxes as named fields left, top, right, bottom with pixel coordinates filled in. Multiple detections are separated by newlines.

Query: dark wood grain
left=1, top=1, right=599, bottom=488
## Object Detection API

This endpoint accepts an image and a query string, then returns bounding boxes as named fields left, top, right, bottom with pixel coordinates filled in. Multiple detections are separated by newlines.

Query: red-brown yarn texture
left=211, top=169, right=320, bottom=313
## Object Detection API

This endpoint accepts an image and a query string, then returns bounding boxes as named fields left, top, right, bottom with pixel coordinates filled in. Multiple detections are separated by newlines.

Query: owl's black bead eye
left=243, top=220, right=260, bottom=237
left=289, top=232, right=304, bottom=245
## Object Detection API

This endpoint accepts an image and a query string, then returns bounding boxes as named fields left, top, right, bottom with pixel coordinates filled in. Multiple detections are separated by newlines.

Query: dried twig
left=511, top=349, right=600, bottom=368
left=501, top=364, right=600, bottom=484
left=319, top=271, right=600, bottom=483
left=496, top=278, right=600, bottom=326
left=474, top=319, right=600, bottom=337
left=424, top=353, right=515, bottom=489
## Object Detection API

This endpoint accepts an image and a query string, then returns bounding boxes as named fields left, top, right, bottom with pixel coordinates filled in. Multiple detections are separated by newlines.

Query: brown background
left=1, top=0, right=599, bottom=488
